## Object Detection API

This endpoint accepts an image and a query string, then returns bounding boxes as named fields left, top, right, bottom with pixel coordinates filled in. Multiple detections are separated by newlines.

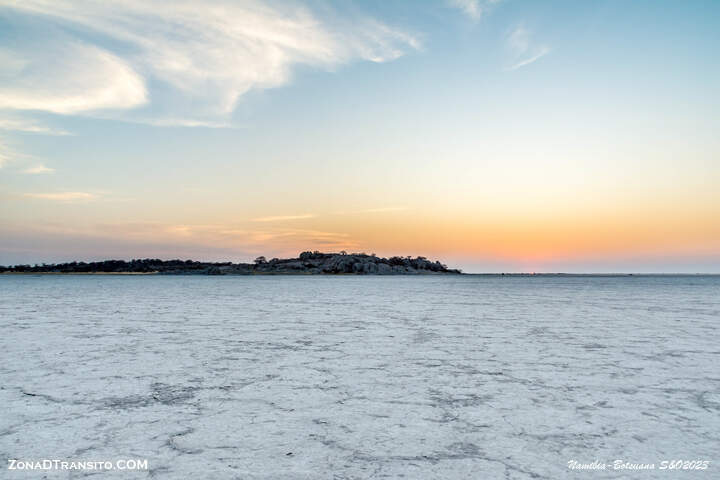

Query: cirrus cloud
left=447, top=0, right=502, bottom=21
left=251, top=214, right=316, bottom=223
left=23, top=191, right=97, bottom=201
left=22, top=164, right=55, bottom=174
left=0, top=0, right=420, bottom=125
left=0, top=117, right=71, bottom=135
left=0, top=42, right=147, bottom=114
left=0, top=142, right=9, bottom=168
left=507, top=25, right=550, bottom=70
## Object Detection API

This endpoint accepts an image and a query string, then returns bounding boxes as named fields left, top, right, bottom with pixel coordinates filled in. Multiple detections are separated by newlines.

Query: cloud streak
left=359, top=206, right=408, bottom=213
left=1, top=221, right=359, bottom=261
left=0, top=0, right=419, bottom=125
left=0, top=145, right=9, bottom=168
left=507, top=25, right=549, bottom=70
left=0, top=139, right=21, bottom=168
left=251, top=214, right=316, bottom=222
left=509, top=46, right=550, bottom=70
left=0, top=117, right=71, bottom=135
left=24, top=192, right=97, bottom=201
left=447, top=0, right=501, bottom=21
left=0, top=41, right=147, bottom=114
left=22, top=164, right=55, bottom=174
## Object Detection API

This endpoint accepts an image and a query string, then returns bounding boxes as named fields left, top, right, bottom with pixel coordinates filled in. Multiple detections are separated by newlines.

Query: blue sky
left=1, top=0, right=719, bottom=272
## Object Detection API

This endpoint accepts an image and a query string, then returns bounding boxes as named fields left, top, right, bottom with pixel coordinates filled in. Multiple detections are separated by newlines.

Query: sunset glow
left=1, top=1, right=718, bottom=272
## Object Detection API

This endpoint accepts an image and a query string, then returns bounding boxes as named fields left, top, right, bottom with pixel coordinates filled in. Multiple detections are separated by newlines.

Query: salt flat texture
left=1, top=275, right=719, bottom=479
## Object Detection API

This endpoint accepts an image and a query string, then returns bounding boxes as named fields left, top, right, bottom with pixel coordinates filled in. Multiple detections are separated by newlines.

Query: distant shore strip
left=1, top=252, right=462, bottom=275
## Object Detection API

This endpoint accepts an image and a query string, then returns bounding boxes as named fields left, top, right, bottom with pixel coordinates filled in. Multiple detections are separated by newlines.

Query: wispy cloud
left=335, top=206, right=409, bottom=215
left=0, top=139, right=20, bottom=168
left=0, top=0, right=419, bottom=126
left=22, top=164, right=55, bottom=174
left=9, top=221, right=359, bottom=257
left=247, top=228, right=352, bottom=245
left=23, top=192, right=97, bottom=201
left=0, top=117, right=71, bottom=135
left=507, top=25, right=550, bottom=70
left=509, top=46, right=550, bottom=70
left=138, top=118, right=239, bottom=129
left=0, top=142, right=8, bottom=168
left=360, top=206, right=408, bottom=213
left=0, top=41, right=147, bottom=114
left=447, top=0, right=501, bottom=21
left=251, top=214, right=316, bottom=222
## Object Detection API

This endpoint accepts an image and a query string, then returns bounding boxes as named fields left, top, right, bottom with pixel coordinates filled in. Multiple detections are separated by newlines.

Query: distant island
left=0, top=251, right=461, bottom=275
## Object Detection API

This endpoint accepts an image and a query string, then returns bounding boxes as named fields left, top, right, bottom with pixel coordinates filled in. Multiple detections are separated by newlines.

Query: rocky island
left=1, top=251, right=461, bottom=275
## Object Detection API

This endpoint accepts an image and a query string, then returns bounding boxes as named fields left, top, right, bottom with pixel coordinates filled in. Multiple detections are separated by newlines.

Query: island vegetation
left=0, top=251, right=461, bottom=275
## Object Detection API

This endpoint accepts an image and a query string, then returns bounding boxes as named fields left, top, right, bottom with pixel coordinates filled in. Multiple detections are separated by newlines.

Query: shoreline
left=0, top=271, right=161, bottom=275
left=2, top=272, right=717, bottom=277
left=0, top=271, right=456, bottom=276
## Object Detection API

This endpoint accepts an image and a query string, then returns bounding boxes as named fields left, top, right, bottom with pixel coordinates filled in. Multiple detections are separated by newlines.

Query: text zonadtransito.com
left=7, top=459, right=148, bottom=471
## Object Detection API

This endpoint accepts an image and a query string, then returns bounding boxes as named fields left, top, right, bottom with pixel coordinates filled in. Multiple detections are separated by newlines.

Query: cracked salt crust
left=1, top=275, right=718, bottom=478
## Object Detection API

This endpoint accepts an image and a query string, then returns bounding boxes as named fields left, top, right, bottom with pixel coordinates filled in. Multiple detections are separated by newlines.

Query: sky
left=0, top=0, right=718, bottom=273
